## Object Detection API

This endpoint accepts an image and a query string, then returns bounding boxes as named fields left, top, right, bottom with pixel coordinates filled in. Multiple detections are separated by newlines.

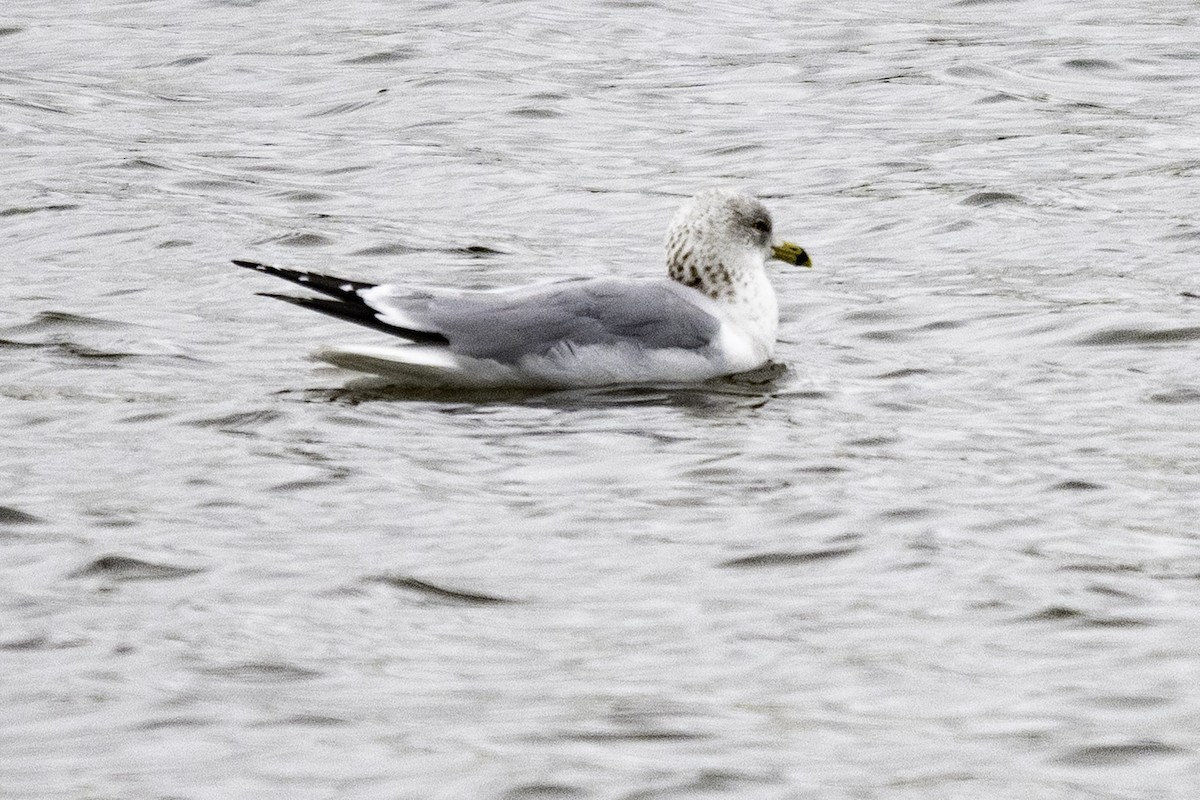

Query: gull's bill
left=772, top=241, right=811, bottom=267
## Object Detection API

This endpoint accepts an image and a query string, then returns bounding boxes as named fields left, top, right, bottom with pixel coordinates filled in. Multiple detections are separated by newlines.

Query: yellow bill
left=771, top=241, right=812, bottom=267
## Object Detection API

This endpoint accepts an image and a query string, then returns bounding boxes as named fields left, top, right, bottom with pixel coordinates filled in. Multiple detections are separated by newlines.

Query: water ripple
left=1077, top=325, right=1200, bottom=346
left=69, top=555, right=206, bottom=582
left=366, top=574, right=518, bottom=605
left=0, top=506, right=42, bottom=525
left=718, top=547, right=858, bottom=569
left=1052, top=740, right=1187, bottom=767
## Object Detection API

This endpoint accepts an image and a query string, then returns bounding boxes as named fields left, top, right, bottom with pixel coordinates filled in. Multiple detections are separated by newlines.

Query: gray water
left=3, top=1, right=1199, bottom=797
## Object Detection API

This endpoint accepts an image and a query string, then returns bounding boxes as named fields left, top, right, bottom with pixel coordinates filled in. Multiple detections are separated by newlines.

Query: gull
left=234, top=189, right=810, bottom=389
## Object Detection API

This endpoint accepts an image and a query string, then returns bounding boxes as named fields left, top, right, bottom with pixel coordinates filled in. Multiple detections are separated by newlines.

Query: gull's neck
left=667, top=246, right=779, bottom=351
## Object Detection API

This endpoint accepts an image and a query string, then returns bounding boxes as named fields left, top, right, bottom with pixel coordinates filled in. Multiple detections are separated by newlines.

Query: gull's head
left=665, top=189, right=810, bottom=300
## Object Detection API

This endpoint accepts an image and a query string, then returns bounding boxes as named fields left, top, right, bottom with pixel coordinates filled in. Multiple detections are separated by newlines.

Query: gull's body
left=235, top=189, right=810, bottom=389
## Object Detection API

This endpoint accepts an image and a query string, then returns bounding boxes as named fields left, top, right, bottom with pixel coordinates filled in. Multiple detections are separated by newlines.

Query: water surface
left=3, top=1, right=1199, bottom=797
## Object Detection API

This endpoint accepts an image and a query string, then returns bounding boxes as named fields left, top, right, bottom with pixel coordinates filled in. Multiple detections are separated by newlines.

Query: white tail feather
left=317, top=344, right=519, bottom=388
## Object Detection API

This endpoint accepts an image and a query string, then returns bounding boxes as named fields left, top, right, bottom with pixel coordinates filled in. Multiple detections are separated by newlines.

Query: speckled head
left=665, top=189, right=807, bottom=300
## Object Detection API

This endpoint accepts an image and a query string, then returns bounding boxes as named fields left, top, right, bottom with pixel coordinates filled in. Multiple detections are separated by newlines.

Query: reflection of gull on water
left=234, top=189, right=811, bottom=389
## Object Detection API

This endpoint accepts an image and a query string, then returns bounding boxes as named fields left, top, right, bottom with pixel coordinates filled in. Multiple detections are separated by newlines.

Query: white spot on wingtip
left=339, top=283, right=353, bottom=291
left=298, top=275, right=309, bottom=282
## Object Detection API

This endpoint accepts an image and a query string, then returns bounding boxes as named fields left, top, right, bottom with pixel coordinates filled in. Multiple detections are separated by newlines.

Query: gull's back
left=363, top=277, right=722, bottom=363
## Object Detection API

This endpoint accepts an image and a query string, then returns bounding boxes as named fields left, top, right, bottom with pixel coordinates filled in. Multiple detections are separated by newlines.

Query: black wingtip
left=254, top=291, right=305, bottom=303
left=253, top=292, right=450, bottom=345
left=234, top=259, right=379, bottom=299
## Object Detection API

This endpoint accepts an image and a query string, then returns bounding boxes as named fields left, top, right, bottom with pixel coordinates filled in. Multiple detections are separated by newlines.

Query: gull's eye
left=751, top=218, right=771, bottom=234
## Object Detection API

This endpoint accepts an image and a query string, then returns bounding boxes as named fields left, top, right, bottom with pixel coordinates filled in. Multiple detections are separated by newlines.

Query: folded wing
left=235, top=261, right=722, bottom=364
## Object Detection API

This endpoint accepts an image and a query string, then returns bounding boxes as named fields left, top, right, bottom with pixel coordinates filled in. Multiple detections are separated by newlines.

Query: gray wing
left=372, top=278, right=722, bottom=363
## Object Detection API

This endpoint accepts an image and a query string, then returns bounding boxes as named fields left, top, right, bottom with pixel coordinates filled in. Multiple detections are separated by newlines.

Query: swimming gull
left=234, top=188, right=811, bottom=388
